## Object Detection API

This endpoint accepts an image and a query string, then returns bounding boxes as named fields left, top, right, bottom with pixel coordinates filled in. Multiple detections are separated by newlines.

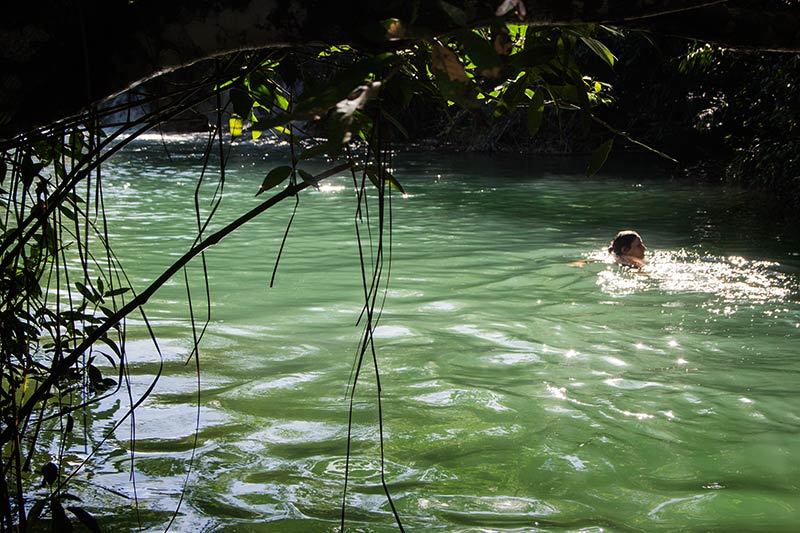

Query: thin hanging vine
left=1, top=18, right=627, bottom=530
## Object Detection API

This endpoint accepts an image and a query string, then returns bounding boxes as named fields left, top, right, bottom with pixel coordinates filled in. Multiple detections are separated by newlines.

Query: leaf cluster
left=1, top=126, right=129, bottom=530
left=224, top=22, right=620, bottom=195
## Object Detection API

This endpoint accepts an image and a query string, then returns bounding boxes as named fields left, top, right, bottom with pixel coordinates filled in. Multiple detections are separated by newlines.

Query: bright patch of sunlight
left=596, top=249, right=795, bottom=308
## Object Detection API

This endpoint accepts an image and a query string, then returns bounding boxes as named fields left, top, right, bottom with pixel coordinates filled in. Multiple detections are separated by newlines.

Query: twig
left=592, top=115, right=679, bottom=163
left=616, top=0, right=729, bottom=23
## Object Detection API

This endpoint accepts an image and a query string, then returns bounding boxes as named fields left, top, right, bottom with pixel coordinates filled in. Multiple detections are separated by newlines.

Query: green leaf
left=573, top=72, right=591, bottom=128
left=249, top=110, right=263, bottom=140
left=460, top=30, right=503, bottom=77
left=229, top=114, right=243, bottom=137
left=41, top=462, right=59, bottom=485
left=580, top=36, right=616, bottom=68
left=39, top=222, right=58, bottom=256
left=230, top=84, right=254, bottom=118
left=527, top=90, right=545, bottom=137
left=51, top=498, right=74, bottom=533
left=246, top=70, right=275, bottom=107
left=59, top=204, right=77, bottom=222
left=431, top=41, right=469, bottom=84
left=66, top=506, right=102, bottom=533
left=100, top=334, right=121, bottom=360
left=354, top=110, right=374, bottom=142
left=98, top=305, right=116, bottom=319
left=385, top=173, right=406, bottom=194
left=63, top=192, right=85, bottom=205
left=97, top=350, right=118, bottom=368
left=325, top=83, right=381, bottom=156
left=213, top=78, right=236, bottom=92
left=251, top=113, right=293, bottom=132
left=257, top=166, right=293, bottom=196
left=431, top=41, right=477, bottom=108
left=87, top=365, right=116, bottom=391
left=494, top=73, right=528, bottom=119
left=365, top=166, right=406, bottom=194
left=27, top=499, right=47, bottom=527
left=103, top=287, right=130, bottom=298
left=275, top=92, right=289, bottom=111
left=75, top=282, right=96, bottom=304
left=69, top=132, right=86, bottom=157
left=59, top=310, right=98, bottom=322
left=586, top=138, right=614, bottom=177
left=297, top=169, right=317, bottom=187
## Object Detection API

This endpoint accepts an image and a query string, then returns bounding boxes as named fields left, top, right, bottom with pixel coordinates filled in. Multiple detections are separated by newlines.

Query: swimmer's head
left=609, top=230, right=646, bottom=260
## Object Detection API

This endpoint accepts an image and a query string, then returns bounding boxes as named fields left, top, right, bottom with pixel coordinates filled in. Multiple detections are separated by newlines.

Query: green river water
left=70, top=135, right=799, bottom=532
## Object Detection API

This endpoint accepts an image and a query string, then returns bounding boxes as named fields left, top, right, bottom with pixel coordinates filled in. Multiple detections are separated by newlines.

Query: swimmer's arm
left=568, top=259, right=600, bottom=268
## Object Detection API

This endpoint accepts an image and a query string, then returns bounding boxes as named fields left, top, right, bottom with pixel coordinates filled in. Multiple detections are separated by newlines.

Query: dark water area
left=59, top=135, right=799, bottom=531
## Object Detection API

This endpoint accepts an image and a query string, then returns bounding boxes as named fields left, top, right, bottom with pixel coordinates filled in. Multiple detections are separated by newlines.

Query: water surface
left=72, top=136, right=799, bottom=532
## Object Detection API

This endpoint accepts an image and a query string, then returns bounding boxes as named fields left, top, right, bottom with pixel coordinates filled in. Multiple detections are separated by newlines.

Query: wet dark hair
left=608, top=230, right=642, bottom=255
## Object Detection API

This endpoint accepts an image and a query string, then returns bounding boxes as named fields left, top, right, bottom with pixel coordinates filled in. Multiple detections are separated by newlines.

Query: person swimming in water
left=570, top=230, right=647, bottom=268
left=607, top=230, right=646, bottom=267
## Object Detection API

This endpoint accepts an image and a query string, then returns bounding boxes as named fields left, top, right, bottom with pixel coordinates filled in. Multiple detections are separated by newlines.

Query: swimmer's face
left=622, top=237, right=647, bottom=259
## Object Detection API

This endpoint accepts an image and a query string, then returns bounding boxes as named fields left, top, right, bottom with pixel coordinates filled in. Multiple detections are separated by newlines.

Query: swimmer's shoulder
left=615, top=255, right=646, bottom=269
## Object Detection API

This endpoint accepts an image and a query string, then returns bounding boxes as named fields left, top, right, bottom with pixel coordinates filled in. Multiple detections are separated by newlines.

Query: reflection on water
left=61, top=138, right=800, bottom=532
left=596, top=249, right=795, bottom=304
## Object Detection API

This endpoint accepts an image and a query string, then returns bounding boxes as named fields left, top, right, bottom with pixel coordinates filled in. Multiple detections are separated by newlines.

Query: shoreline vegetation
left=148, top=36, right=798, bottom=216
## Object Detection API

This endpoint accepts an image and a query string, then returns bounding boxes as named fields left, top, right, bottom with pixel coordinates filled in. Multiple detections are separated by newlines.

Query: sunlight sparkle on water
left=603, top=356, right=628, bottom=367
left=373, top=325, right=413, bottom=338
left=317, top=183, right=345, bottom=192
left=623, top=410, right=655, bottom=420
left=596, top=250, right=795, bottom=303
left=419, top=301, right=458, bottom=311
left=546, top=384, right=568, bottom=400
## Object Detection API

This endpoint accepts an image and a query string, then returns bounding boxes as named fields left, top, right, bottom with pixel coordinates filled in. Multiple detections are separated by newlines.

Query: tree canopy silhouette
left=2, top=0, right=798, bottom=140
